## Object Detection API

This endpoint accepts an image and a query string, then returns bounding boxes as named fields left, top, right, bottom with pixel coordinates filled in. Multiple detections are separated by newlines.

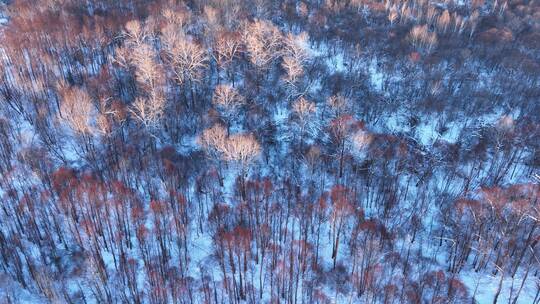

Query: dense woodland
left=0, top=0, right=539, bottom=303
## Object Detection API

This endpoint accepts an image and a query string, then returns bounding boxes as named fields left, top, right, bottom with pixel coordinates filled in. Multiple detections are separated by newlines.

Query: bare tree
left=199, top=125, right=261, bottom=197
left=329, top=185, right=354, bottom=268
left=199, top=124, right=228, bottom=154
left=409, top=25, right=438, bottom=52
left=162, top=24, right=208, bottom=106
left=292, top=97, right=316, bottom=145
left=114, top=36, right=166, bottom=131
left=351, top=130, right=373, bottom=160
left=243, top=20, right=282, bottom=71
left=327, top=94, right=350, bottom=118
left=162, top=26, right=209, bottom=85
left=223, top=132, right=261, bottom=199
left=202, top=5, right=220, bottom=43
left=469, top=10, right=480, bottom=37
left=198, top=123, right=229, bottom=183
left=388, top=6, right=399, bottom=25
left=130, top=43, right=164, bottom=91
left=58, top=85, right=96, bottom=135
left=282, top=55, right=304, bottom=85
left=221, top=133, right=261, bottom=166
left=213, top=84, right=245, bottom=134
left=124, top=20, right=149, bottom=47
left=330, top=115, right=361, bottom=178
left=436, top=10, right=451, bottom=34
left=281, top=32, right=310, bottom=86
left=453, top=13, right=467, bottom=35
left=213, top=30, right=243, bottom=84
left=162, top=8, right=191, bottom=29
left=129, top=94, right=165, bottom=129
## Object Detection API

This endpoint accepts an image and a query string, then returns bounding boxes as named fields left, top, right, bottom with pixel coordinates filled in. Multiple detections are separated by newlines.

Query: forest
left=0, top=0, right=539, bottom=303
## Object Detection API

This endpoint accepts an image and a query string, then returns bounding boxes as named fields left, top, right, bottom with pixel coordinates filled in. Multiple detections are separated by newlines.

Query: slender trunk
left=492, top=271, right=504, bottom=304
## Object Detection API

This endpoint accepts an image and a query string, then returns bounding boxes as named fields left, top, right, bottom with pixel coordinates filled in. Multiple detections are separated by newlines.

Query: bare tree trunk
left=512, top=257, right=533, bottom=304
left=493, top=271, right=504, bottom=304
